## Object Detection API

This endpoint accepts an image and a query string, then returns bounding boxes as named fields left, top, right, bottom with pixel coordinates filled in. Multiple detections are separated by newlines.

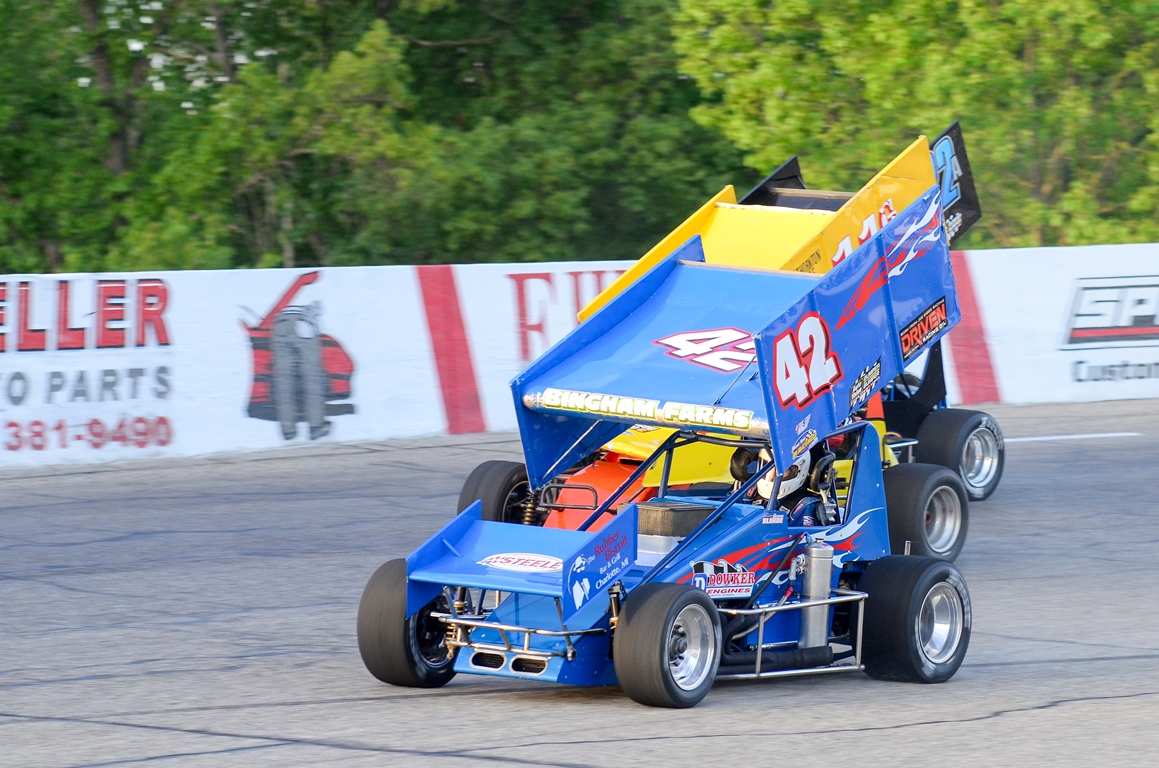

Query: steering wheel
left=808, top=453, right=840, bottom=524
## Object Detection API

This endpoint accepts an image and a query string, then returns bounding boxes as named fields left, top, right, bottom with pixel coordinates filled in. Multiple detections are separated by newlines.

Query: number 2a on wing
left=773, top=313, right=842, bottom=408
left=931, top=136, right=962, bottom=209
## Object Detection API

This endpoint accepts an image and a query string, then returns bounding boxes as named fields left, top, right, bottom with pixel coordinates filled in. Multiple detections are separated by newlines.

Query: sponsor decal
left=795, top=414, right=811, bottom=435
left=794, top=250, right=824, bottom=273
left=534, top=387, right=755, bottom=432
left=567, top=552, right=594, bottom=609
left=0, top=276, right=176, bottom=455
left=792, top=429, right=817, bottom=458
left=1062, top=277, right=1159, bottom=349
left=944, top=211, right=965, bottom=242
left=849, top=358, right=882, bottom=408
left=243, top=271, right=355, bottom=440
left=564, top=509, right=636, bottom=614
left=477, top=553, right=563, bottom=573
left=762, top=513, right=785, bottom=525
left=899, top=297, right=949, bottom=361
left=836, top=192, right=944, bottom=329
left=653, top=328, right=755, bottom=373
left=690, top=559, right=758, bottom=598
left=1072, top=360, right=1159, bottom=382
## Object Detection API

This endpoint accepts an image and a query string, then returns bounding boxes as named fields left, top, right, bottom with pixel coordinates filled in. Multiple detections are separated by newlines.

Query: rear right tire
left=915, top=409, right=1004, bottom=501
left=883, top=463, right=969, bottom=561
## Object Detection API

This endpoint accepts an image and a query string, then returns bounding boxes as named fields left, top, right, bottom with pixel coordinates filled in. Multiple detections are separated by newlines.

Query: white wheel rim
left=924, top=486, right=962, bottom=555
left=961, top=426, right=1000, bottom=491
left=918, top=582, right=964, bottom=665
left=668, top=604, right=715, bottom=691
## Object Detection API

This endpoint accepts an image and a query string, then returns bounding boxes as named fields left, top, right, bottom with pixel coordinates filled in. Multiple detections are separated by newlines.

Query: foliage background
left=2, top=0, right=1158, bottom=273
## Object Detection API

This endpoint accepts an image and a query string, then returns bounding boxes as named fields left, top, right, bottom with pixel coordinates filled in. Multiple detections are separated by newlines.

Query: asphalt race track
left=4, top=400, right=1159, bottom=767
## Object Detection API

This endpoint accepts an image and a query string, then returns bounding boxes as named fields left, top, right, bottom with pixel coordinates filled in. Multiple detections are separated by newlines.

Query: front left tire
left=357, top=559, right=456, bottom=688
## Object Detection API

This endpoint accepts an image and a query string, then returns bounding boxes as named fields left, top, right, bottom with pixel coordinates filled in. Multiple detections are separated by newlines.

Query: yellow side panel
left=606, top=427, right=736, bottom=485
left=834, top=460, right=853, bottom=506
left=786, top=137, right=938, bottom=275
left=700, top=205, right=834, bottom=270
left=604, top=426, right=673, bottom=460
left=577, top=185, right=736, bottom=321
left=642, top=440, right=737, bottom=487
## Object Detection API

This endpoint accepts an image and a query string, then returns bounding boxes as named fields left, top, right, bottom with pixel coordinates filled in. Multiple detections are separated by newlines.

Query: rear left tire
left=456, top=460, right=530, bottom=522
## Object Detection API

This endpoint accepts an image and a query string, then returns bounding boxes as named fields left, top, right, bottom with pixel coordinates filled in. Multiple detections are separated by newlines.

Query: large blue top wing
left=512, top=185, right=960, bottom=485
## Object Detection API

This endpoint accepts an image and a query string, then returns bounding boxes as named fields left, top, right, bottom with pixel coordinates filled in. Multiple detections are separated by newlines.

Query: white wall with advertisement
left=963, top=243, right=1159, bottom=403
left=2, top=243, right=1157, bottom=469
left=454, top=261, right=627, bottom=431
left=0, top=267, right=443, bottom=468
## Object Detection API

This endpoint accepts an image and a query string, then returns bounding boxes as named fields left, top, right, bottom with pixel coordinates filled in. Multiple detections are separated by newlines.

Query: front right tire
left=456, top=460, right=531, bottom=522
left=859, top=556, right=971, bottom=683
left=915, top=409, right=1005, bottom=501
left=613, top=583, right=721, bottom=708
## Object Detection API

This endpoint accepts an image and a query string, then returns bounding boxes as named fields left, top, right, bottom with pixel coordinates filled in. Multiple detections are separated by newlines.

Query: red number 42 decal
left=773, top=313, right=843, bottom=408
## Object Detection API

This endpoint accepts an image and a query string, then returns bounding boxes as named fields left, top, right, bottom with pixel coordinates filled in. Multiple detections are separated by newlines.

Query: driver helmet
left=756, top=448, right=811, bottom=501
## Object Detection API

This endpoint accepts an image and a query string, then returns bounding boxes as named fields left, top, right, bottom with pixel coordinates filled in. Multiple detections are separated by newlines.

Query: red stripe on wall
left=417, top=265, right=487, bottom=434
left=948, top=250, right=1001, bottom=404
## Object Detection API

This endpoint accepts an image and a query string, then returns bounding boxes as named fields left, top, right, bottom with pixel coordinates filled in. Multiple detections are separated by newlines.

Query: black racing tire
left=456, top=460, right=530, bottom=523
left=613, top=583, right=721, bottom=708
left=357, top=559, right=456, bottom=688
left=858, top=556, right=971, bottom=683
left=915, top=409, right=1004, bottom=501
left=883, top=463, right=969, bottom=561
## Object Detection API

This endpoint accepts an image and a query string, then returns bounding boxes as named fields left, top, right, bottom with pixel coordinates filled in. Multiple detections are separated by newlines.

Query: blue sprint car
left=357, top=174, right=972, bottom=708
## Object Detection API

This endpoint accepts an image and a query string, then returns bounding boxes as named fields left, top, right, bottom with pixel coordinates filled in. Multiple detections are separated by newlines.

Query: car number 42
left=774, top=314, right=843, bottom=408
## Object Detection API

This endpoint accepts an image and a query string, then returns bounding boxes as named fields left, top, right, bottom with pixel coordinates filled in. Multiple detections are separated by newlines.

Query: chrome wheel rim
left=924, top=486, right=962, bottom=555
left=668, top=604, right=715, bottom=691
left=961, top=426, right=1000, bottom=491
left=918, top=582, right=964, bottom=665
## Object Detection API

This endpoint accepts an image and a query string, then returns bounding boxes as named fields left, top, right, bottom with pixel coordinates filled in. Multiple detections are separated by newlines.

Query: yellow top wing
left=578, top=137, right=937, bottom=321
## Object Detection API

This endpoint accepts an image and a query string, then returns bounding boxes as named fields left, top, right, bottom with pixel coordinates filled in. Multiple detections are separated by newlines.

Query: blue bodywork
left=403, top=184, right=959, bottom=687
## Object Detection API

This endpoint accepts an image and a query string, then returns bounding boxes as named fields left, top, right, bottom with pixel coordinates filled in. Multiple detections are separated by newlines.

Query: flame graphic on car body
left=836, top=194, right=943, bottom=330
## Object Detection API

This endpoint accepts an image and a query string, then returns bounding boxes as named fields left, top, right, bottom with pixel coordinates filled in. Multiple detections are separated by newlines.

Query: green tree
left=673, top=0, right=1159, bottom=247
left=1, top=0, right=753, bottom=272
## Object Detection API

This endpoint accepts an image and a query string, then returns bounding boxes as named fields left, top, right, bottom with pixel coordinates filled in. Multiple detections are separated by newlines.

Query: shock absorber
left=521, top=488, right=542, bottom=526
left=446, top=586, right=470, bottom=658
left=799, top=539, right=834, bottom=649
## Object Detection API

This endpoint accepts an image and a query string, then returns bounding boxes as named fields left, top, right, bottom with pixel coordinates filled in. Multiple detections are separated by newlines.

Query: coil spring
left=446, top=588, right=469, bottom=657
left=521, top=489, right=540, bottom=526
